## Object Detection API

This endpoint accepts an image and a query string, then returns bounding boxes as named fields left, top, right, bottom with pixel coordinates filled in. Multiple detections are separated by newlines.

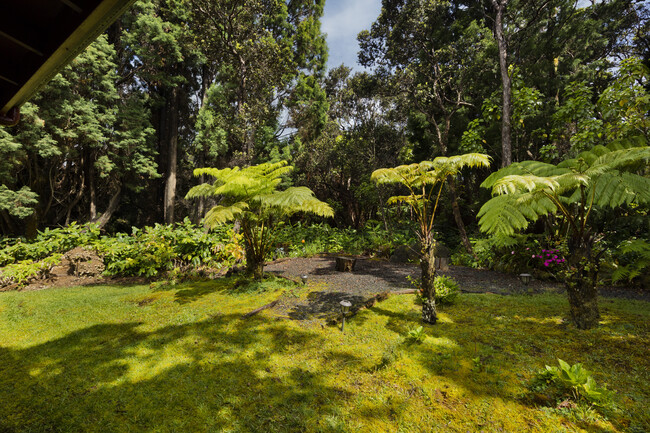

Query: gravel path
left=264, top=255, right=648, bottom=322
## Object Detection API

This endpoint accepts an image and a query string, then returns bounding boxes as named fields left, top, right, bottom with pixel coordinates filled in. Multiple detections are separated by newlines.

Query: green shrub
left=404, top=326, right=426, bottom=344
left=273, top=221, right=415, bottom=258
left=433, top=275, right=459, bottom=305
left=97, top=218, right=243, bottom=278
left=0, top=254, right=62, bottom=287
left=531, top=359, right=614, bottom=408
left=612, top=238, right=650, bottom=288
left=0, top=223, right=100, bottom=266
left=409, top=274, right=460, bottom=305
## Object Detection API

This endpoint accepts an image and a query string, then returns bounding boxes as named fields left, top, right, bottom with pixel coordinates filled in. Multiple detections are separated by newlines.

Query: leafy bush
left=404, top=326, right=426, bottom=344
left=0, top=254, right=62, bottom=287
left=612, top=238, right=650, bottom=288
left=97, top=219, right=243, bottom=277
left=409, top=274, right=460, bottom=305
left=273, top=221, right=415, bottom=258
left=531, top=359, right=613, bottom=408
left=434, top=275, right=460, bottom=305
left=0, top=223, right=100, bottom=266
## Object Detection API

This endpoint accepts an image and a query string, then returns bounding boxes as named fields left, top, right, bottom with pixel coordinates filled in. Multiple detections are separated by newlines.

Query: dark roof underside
left=0, top=0, right=134, bottom=117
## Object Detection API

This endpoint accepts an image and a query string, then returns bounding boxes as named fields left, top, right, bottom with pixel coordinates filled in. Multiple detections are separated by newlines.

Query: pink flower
left=511, top=251, right=515, bottom=254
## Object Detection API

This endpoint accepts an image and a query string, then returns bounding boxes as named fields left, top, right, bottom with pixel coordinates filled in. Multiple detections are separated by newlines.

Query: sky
left=321, top=0, right=382, bottom=71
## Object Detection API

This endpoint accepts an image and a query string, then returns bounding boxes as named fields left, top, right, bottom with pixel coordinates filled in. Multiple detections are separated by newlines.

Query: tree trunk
left=566, top=278, right=600, bottom=330
left=246, top=253, right=265, bottom=281
left=420, top=240, right=438, bottom=324
left=91, top=186, right=121, bottom=229
left=448, top=177, right=477, bottom=259
left=88, top=159, right=97, bottom=221
left=564, top=238, right=600, bottom=329
left=244, top=230, right=265, bottom=280
left=492, top=0, right=512, bottom=167
left=163, top=87, right=179, bottom=225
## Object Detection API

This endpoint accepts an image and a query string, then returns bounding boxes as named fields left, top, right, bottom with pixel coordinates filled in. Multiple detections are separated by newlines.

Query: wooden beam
left=1, top=0, right=136, bottom=116
left=0, top=30, right=44, bottom=56
left=60, top=0, right=83, bottom=14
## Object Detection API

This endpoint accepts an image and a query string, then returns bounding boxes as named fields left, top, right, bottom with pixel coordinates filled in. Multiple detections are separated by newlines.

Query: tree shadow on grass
left=287, top=291, right=367, bottom=320
left=0, top=315, right=356, bottom=433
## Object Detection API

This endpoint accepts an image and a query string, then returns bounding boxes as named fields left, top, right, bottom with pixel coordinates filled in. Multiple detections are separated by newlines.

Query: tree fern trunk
left=420, top=241, right=438, bottom=324
left=566, top=279, right=599, bottom=330
left=565, top=238, right=600, bottom=329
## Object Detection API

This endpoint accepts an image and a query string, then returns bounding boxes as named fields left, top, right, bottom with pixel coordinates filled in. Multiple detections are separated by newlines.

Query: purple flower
left=544, top=261, right=550, bottom=267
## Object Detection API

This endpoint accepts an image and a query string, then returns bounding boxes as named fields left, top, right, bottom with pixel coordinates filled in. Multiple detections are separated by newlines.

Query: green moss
left=0, top=283, right=648, bottom=432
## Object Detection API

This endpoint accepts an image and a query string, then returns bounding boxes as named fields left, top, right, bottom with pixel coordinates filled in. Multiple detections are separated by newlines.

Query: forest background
left=0, top=0, right=648, bottom=260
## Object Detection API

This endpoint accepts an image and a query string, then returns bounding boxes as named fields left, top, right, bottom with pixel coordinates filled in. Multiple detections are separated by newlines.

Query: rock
left=63, top=247, right=105, bottom=276
left=390, top=244, right=420, bottom=263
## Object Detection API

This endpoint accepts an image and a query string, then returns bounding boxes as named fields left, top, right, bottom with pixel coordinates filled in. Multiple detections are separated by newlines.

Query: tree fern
left=478, top=141, right=649, bottom=329
left=372, top=153, right=490, bottom=324
left=186, top=161, right=333, bottom=279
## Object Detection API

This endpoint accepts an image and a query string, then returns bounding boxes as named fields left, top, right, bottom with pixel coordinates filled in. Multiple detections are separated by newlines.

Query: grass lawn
left=0, top=279, right=648, bottom=432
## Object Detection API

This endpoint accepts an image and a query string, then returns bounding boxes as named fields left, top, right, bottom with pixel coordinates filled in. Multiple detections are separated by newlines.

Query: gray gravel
left=264, top=255, right=647, bottom=322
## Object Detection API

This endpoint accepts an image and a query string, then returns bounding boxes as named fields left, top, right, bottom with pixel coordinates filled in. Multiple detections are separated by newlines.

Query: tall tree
left=119, top=0, right=202, bottom=224
left=188, top=0, right=327, bottom=165
left=359, top=0, right=493, bottom=252
left=0, top=35, right=157, bottom=235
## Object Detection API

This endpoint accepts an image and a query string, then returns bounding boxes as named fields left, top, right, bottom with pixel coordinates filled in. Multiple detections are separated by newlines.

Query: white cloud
left=322, top=0, right=382, bottom=70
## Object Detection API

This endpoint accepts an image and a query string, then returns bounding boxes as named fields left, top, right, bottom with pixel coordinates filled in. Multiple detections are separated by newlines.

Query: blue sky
left=322, top=0, right=382, bottom=71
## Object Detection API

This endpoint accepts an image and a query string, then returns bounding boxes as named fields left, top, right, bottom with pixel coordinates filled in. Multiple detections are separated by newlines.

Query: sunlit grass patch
left=0, top=282, right=648, bottom=432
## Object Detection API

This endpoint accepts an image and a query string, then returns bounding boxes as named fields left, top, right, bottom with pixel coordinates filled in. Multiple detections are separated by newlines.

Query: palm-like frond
left=187, top=160, right=332, bottom=229
left=203, top=202, right=249, bottom=227
left=481, top=160, right=566, bottom=189
left=387, top=194, right=425, bottom=206
left=478, top=194, right=557, bottom=235
left=479, top=144, right=649, bottom=237
left=492, top=175, right=560, bottom=195
left=185, top=182, right=220, bottom=199
left=592, top=172, right=650, bottom=207
left=373, top=153, right=490, bottom=189
left=258, top=187, right=334, bottom=217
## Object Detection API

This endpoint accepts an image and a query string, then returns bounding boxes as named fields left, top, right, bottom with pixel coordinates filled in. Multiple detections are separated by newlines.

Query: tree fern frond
left=478, top=192, right=557, bottom=236
left=387, top=194, right=424, bottom=205
left=203, top=202, right=249, bottom=227
left=591, top=146, right=650, bottom=172
left=257, top=187, right=333, bottom=217
left=481, top=161, right=564, bottom=189
left=492, top=175, right=559, bottom=195
left=478, top=195, right=531, bottom=235
left=185, top=183, right=219, bottom=199
left=592, top=172, right=650, bottom=208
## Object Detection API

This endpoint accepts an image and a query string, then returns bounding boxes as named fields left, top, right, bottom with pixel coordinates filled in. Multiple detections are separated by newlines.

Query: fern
left=186, top=161, right=333, bottom=279
left=479, top=143, right=650, bottom=236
